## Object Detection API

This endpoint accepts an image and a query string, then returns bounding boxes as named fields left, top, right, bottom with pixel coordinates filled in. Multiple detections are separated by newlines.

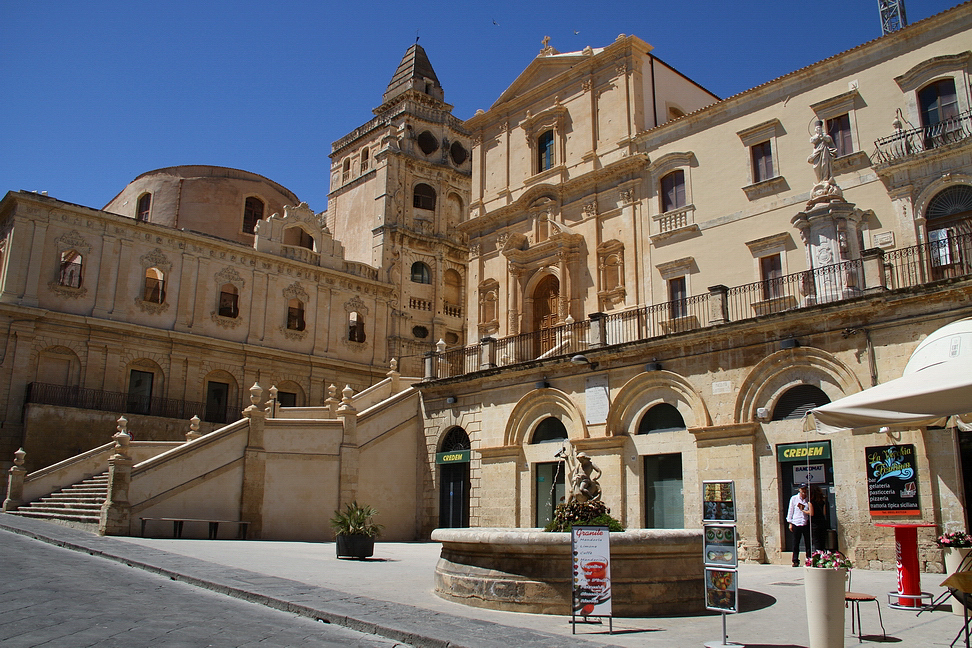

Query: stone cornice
left=690, top=422, right=759, bottom=448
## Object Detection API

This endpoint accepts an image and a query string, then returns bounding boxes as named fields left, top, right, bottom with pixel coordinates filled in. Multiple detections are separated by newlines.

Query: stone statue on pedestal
left=556, top=444, right=602, bottom=503
left=807, top=120, right=844, bottom=206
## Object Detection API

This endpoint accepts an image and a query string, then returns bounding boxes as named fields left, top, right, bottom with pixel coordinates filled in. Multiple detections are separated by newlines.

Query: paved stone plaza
left=1, top=514, right=968, bottom=647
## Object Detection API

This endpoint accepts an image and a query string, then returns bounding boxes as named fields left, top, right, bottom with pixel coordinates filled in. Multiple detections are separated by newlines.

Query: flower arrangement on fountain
left=937, top=531, right=972, bottom=548
left=545, top=499, right=624, bottom=532
left=805, top=549, right=852, bottom=570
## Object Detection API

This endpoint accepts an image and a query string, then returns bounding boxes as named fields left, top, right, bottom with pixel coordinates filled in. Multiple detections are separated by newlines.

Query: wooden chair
left=845, top=571, right=886, bottom=641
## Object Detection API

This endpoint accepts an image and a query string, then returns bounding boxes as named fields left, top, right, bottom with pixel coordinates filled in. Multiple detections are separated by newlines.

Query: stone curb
left=0, top=515, right=623, bottom=648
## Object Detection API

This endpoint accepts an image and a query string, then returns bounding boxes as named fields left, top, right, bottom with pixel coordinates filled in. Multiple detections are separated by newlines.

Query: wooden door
left=533, top=275, right=559, bottom=356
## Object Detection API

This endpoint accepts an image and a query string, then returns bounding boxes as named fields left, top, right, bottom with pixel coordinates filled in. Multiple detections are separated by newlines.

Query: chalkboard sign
left=865, top=444, right=920, bottom=516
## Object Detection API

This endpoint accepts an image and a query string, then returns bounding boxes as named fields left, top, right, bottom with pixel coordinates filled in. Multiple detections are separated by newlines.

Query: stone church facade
left=3, top=4, right=972, bottom=568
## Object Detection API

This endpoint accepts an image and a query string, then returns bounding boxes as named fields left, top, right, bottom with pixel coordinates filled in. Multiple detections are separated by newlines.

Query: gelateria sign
left=865, top=444, right=920, bottom=516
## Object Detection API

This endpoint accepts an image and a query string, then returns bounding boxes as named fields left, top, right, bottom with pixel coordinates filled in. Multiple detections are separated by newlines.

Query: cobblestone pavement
left=0, top=530, right=410, bottom=648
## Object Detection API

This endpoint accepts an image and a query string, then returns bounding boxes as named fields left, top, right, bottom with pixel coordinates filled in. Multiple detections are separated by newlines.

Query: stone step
left=29, top=502, right=102, bottom=511
left=11, top=510, right=100, bottom=524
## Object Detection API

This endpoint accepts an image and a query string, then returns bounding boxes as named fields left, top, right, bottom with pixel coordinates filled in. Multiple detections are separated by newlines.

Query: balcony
left=423, top=234, right=972, bottom=380
left=873, top=109, right=972, bottom=164
left=25, top=383, right=239, bottom=424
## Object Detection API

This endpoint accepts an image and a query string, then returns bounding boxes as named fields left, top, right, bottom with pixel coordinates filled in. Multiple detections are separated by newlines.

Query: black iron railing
left=425, top=240, right=972, bottom=380
left=24, top=382, right=237, bottom=424
left=873, top=109, right=972, bottom=164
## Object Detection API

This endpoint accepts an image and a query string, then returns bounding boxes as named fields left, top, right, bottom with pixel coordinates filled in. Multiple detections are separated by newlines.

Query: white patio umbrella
left=805, top=318, right=972, bottom=435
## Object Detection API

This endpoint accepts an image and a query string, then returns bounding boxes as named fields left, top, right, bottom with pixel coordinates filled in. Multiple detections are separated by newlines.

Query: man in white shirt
left=786, top=483, right=812, bottom=567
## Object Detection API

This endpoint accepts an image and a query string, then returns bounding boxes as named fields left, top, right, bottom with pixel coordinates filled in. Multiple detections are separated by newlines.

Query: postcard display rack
left=703, top=480, right=742, bottom=648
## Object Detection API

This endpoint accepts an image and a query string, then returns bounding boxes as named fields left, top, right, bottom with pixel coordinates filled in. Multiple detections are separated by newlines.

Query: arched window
left=218, top=284, right=239, bottom=318
left=287, top=298, right=305, bottom=331
left=243, top=196, right=264, bottom=234
left=637, top=403, right=686, bottom=434
left=58, top=250, right=82, bottom=288
left=360, top=147, right=369, bottom=172
left=136, top=193, right=152, bottom=222
left=413, top=183, right=436, bottom=210
left=143, top=267, right=165, bottom=303
left=411, top=261, right=432, bottom=284
left=531, top=417, right=568, bottom=443
left=661, top=170, right=686, bottom=212
left=537, top=130, right=554, bottom=172
left=926, top=185, right=972, bottom=273
left=772, top=385, right=830, bottom=421
left=348, top=311, right=366, bottom=343
left=283, top=227, right=315, bottom=251
left=342, top=158, right=351, bottom=183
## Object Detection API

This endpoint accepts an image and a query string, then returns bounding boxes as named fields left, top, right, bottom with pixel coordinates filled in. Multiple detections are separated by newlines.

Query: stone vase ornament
left=804, top=567, right=846, bottom=648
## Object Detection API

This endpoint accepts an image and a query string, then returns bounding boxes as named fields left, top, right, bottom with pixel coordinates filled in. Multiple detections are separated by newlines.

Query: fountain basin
left=431, top=527, right=704, bottom=616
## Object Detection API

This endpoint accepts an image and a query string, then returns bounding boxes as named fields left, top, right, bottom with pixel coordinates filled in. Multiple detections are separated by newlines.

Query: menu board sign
left=705, top=567, right=738, bottom=613
left=571, top=526, right=612, bottom=618
left=702, top=480, right=736, bottom=522
left=865, top=444, right=920, bottom=516
left=704, top=524, right=737, bottom=567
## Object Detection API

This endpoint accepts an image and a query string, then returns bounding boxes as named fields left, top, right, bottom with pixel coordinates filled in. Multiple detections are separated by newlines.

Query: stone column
left=240, top=383, right=267, bottom=539
left=99, top=418, right=133, bottom=536
left=707, top=285, right=729, bottom=325
left=588, top=312, right=607, bottom=348
left=2, top=448, right=27, bottom=512
left=479, top=337, right=496, bottom=370
left=337, top=386, right=359, bottom=509
left=862, top=248, right=888, bottom=292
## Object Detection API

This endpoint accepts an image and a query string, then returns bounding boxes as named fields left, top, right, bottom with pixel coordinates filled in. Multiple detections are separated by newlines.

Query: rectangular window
left=126, top=369, right=153, bottom=416
left=219, top=291, right=239, bottom=318
left=826, top=114, right=853, bottom=157
left=751, top=141, right=774, bottom=183
left=760, top=254, right=783, bottom=300
left=535, top=461, right=566, bottom=527
left=205, top=381, right=230, bottom=424
left=661, top=170, right=686, bottom=213
left=668, top=276, right=687, bottom=319
left=645, top=454, right=683, bottom=529
left=537, top=130, right=554, bottom=173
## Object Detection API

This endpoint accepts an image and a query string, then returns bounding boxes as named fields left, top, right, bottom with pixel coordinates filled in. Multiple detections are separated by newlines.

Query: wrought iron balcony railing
left=873, top=109, right=972, bottom=164
left=24, top=382, right=239, bottom=424
left=424, top=233, right=972, bottom=380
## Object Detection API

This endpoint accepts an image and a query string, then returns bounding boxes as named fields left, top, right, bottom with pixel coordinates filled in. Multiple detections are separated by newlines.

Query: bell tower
left=327, top=44, right=472, bottom=376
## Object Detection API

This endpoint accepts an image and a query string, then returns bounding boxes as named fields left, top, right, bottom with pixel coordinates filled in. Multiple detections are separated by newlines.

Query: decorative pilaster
left=99, top=418, right=133, bottom=536
left=2, top=448, right=27, bottom=512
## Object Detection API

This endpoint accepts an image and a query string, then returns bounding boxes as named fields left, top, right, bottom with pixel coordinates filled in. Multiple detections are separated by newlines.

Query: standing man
left=786, top=483, right=813, bottom=567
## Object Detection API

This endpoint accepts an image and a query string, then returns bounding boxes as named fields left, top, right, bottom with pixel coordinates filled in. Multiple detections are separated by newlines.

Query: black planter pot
left=335, top=534, right=375, bottom=559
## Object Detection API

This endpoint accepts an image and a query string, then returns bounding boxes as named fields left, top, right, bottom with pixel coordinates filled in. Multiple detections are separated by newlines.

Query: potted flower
left=330, top=501, right=383, bottom=560
left=938, top=531, right=972, bottom=615
left=804, top=550, right=852, bottom=648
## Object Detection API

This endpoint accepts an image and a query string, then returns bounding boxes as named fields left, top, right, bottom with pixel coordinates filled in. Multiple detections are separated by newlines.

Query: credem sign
left=777, top=441, right=831, bottom=462
left=436, top=449, right=471, bottom=464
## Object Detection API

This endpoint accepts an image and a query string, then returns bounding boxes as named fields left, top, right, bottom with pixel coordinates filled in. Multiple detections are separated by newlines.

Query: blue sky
left=1, top=0, right=958, bottom=213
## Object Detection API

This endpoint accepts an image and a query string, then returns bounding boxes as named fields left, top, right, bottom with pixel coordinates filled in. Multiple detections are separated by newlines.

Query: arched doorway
left=925, top=185, right=972, bottom=280
left=532, top=417, right=567, bottom=527
left=532, top=275, right=560, bottom=357
left=438, top=427, right=471, bottom=528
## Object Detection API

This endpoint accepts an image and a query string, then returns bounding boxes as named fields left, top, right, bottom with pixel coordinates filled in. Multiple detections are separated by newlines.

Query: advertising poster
left=865, top=444, right=920, bottom=515
left=702, top=480, right=736, bottom=522
left=571, top=526, right=612, bottom=618
left=704, top=525, right=737, bottom=567
left=705, top=568, right=738, bottom=613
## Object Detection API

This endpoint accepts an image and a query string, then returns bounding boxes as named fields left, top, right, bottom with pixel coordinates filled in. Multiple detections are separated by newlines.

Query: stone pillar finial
left=387, top=359, right=401, bottom=393
left=112, top=417, right=131, bottom=459
left=249, top=383, right=263, bottom=407
left=186, top=415, right=201, bottom=442
left=3, top=448, right=28, bottom=512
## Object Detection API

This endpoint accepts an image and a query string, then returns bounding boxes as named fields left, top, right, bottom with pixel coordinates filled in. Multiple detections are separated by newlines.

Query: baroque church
left=3, top=3, right=972, bottom=569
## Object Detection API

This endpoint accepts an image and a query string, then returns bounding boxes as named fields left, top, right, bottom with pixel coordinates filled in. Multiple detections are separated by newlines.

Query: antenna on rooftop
left=878, top=0, right=908, bottom=35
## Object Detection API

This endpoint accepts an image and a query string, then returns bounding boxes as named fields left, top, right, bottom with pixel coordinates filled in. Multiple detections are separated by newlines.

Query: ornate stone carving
left=215, top=266, right=245, bottom=290
left=210, top=312, right=243, bottom=328
left=283, top=282, right=309, bottom=302
left=135, top=296, right=169, bottom=315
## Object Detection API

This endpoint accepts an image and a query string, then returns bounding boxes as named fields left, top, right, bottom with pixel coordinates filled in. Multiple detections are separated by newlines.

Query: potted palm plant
left=330, top=501, right=383, bottom=559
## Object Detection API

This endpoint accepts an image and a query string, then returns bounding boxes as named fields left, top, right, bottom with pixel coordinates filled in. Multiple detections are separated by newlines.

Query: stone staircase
left=9, top=472, right=107, bottom=531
